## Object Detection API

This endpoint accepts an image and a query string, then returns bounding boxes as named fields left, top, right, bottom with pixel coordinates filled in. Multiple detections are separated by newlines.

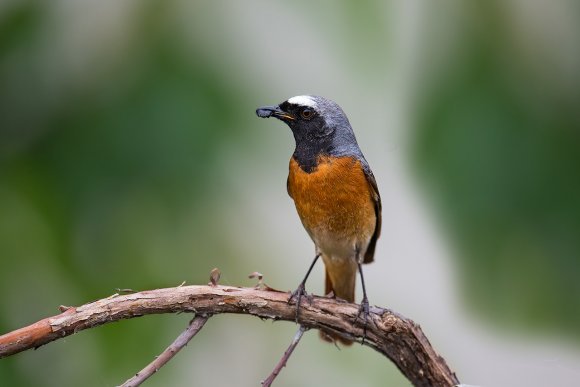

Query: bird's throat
left=293, top=144, right=326, bottom=173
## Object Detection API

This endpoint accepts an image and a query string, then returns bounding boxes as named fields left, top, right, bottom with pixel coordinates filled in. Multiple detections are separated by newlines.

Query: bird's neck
left=292, top=130, right=361, bottom=173
left=293, top=141, right=326, bottom=173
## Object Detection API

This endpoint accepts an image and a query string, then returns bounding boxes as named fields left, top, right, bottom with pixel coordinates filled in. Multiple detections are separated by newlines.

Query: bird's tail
left=319, top=260, right=357, bottom=346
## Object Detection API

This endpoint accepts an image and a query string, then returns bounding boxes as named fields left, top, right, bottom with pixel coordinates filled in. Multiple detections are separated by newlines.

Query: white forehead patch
left=288, top=95, right=317, bottom=108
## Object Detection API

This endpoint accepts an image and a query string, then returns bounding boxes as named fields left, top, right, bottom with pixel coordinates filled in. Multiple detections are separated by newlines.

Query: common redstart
left=256, top=95, right=382, bottom=345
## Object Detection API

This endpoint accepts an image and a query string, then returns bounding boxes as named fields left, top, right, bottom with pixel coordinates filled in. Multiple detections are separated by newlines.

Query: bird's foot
left=353, top=295, right=370, bottom=344
left=288, top=282, right=312, bottom=322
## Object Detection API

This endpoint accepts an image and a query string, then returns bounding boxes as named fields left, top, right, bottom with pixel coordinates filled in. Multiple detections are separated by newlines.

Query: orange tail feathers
left=319, top=266, right=356, bottom=346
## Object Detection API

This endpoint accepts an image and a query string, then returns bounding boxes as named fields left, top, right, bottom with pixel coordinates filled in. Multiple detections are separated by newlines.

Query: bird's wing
left=362, top=167, right=382, bottom=264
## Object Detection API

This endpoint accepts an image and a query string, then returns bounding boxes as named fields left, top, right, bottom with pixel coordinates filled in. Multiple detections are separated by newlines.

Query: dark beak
left=256, top=105, right=295, bottom=121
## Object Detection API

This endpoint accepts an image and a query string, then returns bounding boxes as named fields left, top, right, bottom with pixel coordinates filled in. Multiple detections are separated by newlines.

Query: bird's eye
left=300, top=108, right=314, bottom=119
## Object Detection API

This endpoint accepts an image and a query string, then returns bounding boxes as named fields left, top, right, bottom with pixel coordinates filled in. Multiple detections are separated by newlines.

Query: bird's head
left=257, top=95, right=364, bottom=171
left=256, top=95, right=354, bottom=144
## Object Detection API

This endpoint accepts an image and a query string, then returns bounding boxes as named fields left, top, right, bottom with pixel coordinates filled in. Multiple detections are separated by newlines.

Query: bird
left=256, top=95, right=381, bottom=345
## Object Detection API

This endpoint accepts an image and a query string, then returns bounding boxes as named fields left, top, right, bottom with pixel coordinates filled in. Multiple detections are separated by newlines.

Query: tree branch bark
left=0, top=284, right=459, bottom=386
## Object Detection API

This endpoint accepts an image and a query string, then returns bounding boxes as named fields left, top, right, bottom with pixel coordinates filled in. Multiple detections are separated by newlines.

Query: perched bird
left=256, top=95, right=381, bottom=345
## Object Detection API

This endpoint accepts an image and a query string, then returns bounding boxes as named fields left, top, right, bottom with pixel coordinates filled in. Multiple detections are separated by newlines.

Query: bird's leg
left=354, top=260, right=370, bottom=344
left=288, top=253, right=321, bottom=322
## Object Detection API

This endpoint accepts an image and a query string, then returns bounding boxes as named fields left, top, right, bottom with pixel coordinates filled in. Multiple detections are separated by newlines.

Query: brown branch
left=0, top=285, right=460, bottom=386
left=262, top=325, right=306, bottom=386
left=120, top=315, right=210, bottom=387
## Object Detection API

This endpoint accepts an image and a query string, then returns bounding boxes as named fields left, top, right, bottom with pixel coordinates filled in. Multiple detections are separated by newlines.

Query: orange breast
left=287, top=155, right=376, bottom=251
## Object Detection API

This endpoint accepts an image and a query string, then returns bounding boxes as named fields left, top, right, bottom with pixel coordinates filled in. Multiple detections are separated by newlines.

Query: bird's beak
left=256, top=105, right=295, bottom=121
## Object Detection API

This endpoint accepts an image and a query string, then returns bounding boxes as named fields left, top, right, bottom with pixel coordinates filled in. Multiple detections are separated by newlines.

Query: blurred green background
left=1, top=1, right=579, bottom=386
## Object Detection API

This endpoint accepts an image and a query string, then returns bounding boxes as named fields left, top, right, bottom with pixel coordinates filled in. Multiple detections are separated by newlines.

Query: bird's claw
left=353, top=295, right=370, bottom=344
left=288, top=282, right=311, bottom=322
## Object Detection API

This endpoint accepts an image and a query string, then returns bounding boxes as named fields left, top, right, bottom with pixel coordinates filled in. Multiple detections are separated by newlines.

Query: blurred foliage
left=412, top=2, right=580, bottom=338
left=0, top=1, right=251, bottom=385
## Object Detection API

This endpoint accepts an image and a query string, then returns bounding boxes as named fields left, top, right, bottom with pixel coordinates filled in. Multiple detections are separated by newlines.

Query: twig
left=0, top=284, right=460, bottom=386
left=262, top=325, right=306, bottom=387
left=119, top=315, right=210, bottom=387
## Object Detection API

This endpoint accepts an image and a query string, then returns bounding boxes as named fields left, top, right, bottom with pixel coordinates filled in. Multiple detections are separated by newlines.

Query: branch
left=262, top=325, right=306, bottom=386
left=120, top=315, right=210, bottom=387
left=0, top=284, right=460, bottom=386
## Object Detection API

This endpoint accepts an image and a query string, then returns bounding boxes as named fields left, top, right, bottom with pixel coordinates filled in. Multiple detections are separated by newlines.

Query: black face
left=276, top=101, right=333, bottom=142
left=278, top=101, right=315, bottom=121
